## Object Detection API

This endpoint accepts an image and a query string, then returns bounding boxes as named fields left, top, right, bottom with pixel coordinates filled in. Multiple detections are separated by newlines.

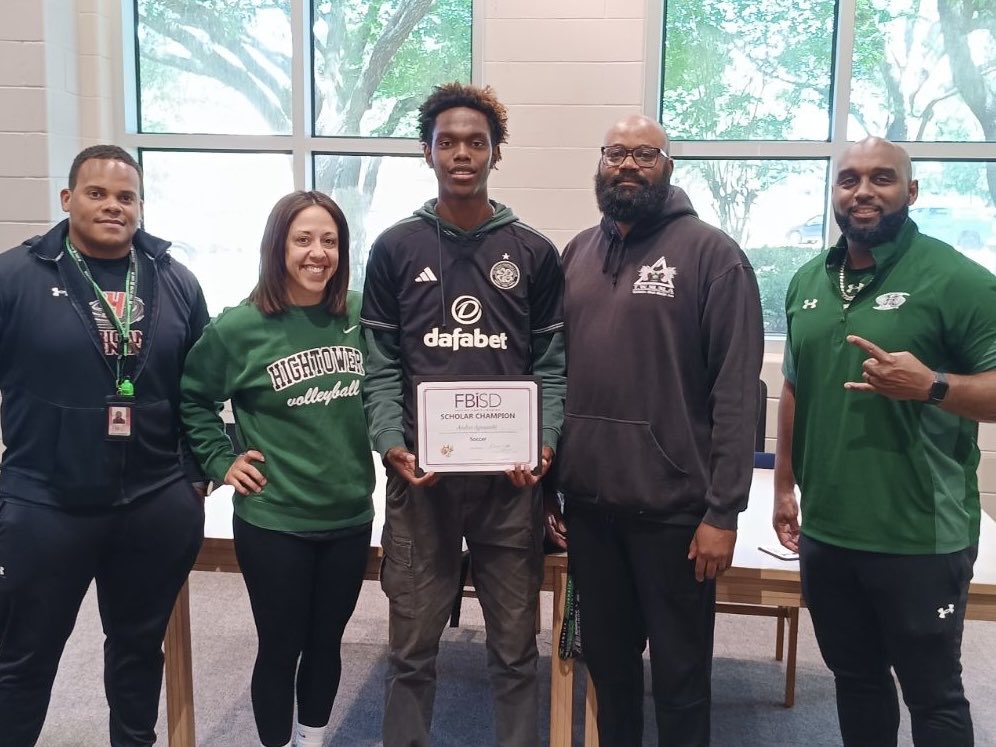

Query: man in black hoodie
left=546, top=115, right=763, bottom=745
left=0, top=145, right=208, bottom=746
left=362, top=83, right=566, bottom=747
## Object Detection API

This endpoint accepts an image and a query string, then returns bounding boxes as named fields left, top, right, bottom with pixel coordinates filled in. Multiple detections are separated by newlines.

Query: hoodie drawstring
left=602, top=233, right=625, bottom=286
left=436, top=218, right=447, bottom=329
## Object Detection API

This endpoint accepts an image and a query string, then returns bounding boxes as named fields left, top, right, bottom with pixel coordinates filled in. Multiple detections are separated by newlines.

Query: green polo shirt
left=783, top=219, right=996, bottom=554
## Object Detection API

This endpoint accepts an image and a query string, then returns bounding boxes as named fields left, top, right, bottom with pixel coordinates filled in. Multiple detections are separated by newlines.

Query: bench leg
left=549, top=567, right=574, bottom=747
left=775, top=609, right=785, bottom=661
left=164, top=580, right=196, bottom=747
left=784, top=607, right=799, bottom=708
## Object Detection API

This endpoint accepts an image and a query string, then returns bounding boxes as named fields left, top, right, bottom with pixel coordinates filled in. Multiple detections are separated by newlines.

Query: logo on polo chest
left=633, top=257, right=676, bottom=297
left=873, top=292, right=909, bottom=310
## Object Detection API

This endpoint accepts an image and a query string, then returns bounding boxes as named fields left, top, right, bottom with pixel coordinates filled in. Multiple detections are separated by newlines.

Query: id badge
left=106, top=396, right=134, bottom=441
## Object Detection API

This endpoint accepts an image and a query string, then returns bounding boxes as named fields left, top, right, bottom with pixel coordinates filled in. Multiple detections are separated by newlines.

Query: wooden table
left=163, top=469, right=996, bottom=747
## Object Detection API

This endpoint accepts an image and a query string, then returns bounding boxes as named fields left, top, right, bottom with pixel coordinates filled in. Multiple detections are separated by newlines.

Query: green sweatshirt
left=181, top=291, right=374, bottom=532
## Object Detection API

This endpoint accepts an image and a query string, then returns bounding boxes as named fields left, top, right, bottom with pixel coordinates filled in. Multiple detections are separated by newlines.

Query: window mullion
left=292, top=0, right=309, bottom=190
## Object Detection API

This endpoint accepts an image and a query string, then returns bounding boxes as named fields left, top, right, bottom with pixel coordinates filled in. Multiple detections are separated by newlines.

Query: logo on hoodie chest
left=632, top=256, right=677, bottom=298
left=423, top=295, right=509, bottom=351
left=490, top=253, right=520, bottom=290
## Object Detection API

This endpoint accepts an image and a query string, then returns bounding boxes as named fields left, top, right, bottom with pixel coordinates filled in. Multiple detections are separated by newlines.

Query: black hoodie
left=556, top=186, right=763, bottom=529
left=0, top=220, right=209, bottom=508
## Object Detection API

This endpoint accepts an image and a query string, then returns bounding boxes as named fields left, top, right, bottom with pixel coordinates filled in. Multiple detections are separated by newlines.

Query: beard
left=595, top=169, right=672, bottom=224
left=834, top=204, right=909, bottom=248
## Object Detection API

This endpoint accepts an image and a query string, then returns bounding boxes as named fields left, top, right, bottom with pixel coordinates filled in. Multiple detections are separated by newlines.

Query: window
left=656, top=0, right=996, bottom=335
left=126, top=0, right=476, bottom=315
left=141, top=151, right=294, bottom=312
left=849, top=0, right=996, bottom=142
left=673, top=160, right=828, bottom=335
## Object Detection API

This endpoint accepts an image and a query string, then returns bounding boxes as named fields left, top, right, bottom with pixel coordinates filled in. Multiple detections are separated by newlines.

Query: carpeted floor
left=37, top=572, right=996, bottom=746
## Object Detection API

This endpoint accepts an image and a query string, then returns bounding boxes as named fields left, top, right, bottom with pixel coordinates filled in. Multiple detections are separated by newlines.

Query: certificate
left=414, top=376, right=542, bottom=474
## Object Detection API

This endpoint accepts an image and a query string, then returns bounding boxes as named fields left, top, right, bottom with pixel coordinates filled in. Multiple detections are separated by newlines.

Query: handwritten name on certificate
left=415, top=377, right=541, bottom=474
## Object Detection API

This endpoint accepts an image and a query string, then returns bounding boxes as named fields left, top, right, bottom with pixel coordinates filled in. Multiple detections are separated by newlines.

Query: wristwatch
left=926, top=371, right=949, bottom=405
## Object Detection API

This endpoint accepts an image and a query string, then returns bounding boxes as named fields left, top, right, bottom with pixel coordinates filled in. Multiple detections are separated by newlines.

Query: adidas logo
left=415, top=267, right=438, bottom=283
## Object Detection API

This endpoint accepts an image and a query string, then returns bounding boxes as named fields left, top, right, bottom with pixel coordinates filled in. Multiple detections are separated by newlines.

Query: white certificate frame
left=414, top=376, right=542, bottom=475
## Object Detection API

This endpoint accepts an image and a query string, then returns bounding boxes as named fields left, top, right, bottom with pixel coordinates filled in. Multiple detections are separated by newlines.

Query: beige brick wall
left=0, top=0, right=53, bottom=247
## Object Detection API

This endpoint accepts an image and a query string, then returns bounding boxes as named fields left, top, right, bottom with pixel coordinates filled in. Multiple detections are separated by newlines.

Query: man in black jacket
left=546, top=115, right=763, bottom=746
left=0, top=145, right=209, bottom=747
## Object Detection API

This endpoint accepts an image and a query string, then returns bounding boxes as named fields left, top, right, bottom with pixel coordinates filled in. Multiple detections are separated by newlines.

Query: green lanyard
left=64, top=237, right=138, bottom=397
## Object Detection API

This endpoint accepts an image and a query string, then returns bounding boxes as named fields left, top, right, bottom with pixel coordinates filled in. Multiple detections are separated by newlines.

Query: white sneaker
left=292, top=722, right=327, bottom=747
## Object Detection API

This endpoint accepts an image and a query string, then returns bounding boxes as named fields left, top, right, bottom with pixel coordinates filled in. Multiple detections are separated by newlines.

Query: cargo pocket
left=380, top=526, right=416, bottom=619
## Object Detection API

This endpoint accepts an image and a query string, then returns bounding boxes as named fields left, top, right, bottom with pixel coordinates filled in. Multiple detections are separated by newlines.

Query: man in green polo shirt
left=773, top=137, right=996, bottom=746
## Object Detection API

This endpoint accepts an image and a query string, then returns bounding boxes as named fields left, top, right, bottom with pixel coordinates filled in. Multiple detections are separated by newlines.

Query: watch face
left=928, top=374, right=949, bottom=403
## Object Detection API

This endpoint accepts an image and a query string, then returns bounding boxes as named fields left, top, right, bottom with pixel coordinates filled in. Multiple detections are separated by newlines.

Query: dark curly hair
left=418, top=82, right=509, bottom=165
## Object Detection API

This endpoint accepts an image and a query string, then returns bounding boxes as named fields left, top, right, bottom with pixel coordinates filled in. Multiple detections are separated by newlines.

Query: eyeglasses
left=600, top=145, right=668, bottom=168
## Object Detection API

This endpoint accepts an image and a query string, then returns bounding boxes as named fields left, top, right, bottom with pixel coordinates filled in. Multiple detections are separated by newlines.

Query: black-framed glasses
left=600, top=145, right=668, bottom=168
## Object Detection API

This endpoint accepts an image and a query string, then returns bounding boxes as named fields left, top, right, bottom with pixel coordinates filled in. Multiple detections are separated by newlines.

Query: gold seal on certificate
left=414, top=376, right=542, bottom=474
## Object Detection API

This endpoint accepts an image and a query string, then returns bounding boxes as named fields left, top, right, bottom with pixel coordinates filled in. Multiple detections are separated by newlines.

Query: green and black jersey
left=784, top=219, right=996, bottom=554
left=180, top=291, right=375, bottom=533
left=360, top=200, right=566, bottom=456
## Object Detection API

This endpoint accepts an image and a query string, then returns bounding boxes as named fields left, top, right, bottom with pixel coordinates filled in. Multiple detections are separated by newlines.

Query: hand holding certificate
left=415, top=376, right=542, bottom=475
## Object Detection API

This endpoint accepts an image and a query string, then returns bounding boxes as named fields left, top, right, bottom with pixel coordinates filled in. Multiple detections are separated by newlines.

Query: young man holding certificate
left=360, top=83, right=566, bottom=747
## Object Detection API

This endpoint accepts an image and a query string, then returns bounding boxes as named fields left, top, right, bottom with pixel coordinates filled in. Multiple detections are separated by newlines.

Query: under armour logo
left=51, top=287, right=68, bottom=297
left=802, top=299, right=818, bottom=309
left=938, top=603, right=955, bottom=619
left=846, top=283, right=864, bottom=295
left=0, top=566, right=5, bottom=576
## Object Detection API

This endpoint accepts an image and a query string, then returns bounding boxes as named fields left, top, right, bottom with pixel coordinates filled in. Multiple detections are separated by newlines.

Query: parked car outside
left=908, top=205, right=996, bottom=251
left=785, top=214, right=824, bottom=246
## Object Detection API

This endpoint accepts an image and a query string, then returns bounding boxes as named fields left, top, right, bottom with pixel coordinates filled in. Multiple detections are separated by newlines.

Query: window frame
left=112, top=0, right=484, bottom=192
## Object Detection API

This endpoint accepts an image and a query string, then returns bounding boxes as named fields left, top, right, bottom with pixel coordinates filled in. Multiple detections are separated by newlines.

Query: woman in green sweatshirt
left=180, top=191, right=374, bottom=747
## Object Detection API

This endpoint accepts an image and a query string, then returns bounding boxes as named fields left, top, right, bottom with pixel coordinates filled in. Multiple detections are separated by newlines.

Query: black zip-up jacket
left=557, top=186, right=763, bottom=529
left=0, top=220, right=210, bottom=508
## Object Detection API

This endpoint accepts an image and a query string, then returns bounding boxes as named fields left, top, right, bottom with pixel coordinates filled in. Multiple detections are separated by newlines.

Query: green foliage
left=917, top=161, right=992, bottom=204
left=662, top=0, right=835, bottom=140
left=661, top=1, right=835, bottom=244
left=141, top=0, right=470, bottom=139
left=850, top=0, right=996, bottom=147
left=744, top=246, right=823, bottom=335
left=374, top=0, right=472, bottom=136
